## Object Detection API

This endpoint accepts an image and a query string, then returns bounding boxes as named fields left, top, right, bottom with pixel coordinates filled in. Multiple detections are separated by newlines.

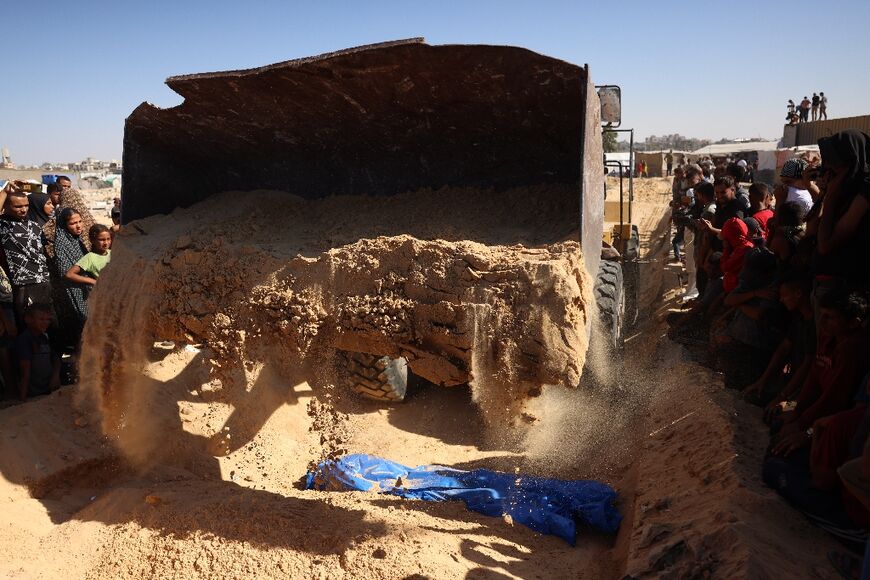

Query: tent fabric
left=757, top=150, right=778, bottom=172
left=692, top=141, right=780, bottom=156
left=305, top=453, right=621, bottom=545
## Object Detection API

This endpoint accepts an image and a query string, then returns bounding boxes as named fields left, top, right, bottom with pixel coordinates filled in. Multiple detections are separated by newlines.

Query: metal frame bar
left=602, top=127, right=635, bottom=255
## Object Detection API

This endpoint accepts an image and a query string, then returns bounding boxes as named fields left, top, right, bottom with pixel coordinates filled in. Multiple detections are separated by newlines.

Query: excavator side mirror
left=597, top=86, right=622, bottom=127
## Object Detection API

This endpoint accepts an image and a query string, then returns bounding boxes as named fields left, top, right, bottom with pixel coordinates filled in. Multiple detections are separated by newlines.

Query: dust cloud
left=80, top=185, right=598, bottom=468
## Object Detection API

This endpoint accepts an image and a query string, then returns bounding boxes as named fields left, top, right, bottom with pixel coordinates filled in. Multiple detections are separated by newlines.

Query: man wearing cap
left=779, top=158, right=814, bottom=215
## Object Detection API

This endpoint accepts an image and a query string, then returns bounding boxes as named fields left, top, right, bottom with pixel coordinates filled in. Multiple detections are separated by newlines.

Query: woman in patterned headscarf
left=51, top=207, right=89, bottom=347
left=42, top=187, right=96, bottom=258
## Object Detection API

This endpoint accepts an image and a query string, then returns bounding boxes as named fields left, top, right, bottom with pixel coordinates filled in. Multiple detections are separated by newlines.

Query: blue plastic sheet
left=305, top=453, right=621, bottom=545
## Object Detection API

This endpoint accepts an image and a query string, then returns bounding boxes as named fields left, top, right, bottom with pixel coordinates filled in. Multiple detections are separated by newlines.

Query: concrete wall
left=635, top=152, right=665, bottom=177
left=783, top=114, right=870, bottom=147
left=633, top=151, right=688, bottom=177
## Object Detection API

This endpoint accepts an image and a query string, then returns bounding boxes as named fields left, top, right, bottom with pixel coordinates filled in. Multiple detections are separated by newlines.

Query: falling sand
left=79, top=185, right=594, bottom=469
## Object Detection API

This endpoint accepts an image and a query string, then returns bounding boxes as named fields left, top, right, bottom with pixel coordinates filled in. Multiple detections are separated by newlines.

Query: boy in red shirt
left=749, top=183, right=774, bottom=239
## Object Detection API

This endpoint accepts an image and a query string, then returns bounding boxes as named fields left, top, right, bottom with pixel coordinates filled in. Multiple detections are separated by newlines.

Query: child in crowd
left=52, top=208, right=89, bottom=347
left=745, top=271, right=817, bottom=408
left=749, top=183, right=775, bottom=239
left=14, top=303, right=60, bottom=401
left=771, top=288, right=870, bottom=456
left=65, top=224, right=111, bottom=287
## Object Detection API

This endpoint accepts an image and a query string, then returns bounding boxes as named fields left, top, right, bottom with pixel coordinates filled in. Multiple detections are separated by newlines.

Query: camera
left=672, top=208, right=694, bottom=228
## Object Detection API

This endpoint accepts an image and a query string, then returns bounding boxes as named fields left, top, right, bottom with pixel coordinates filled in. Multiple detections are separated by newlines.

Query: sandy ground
left=0, top=178, right=844, bottom=578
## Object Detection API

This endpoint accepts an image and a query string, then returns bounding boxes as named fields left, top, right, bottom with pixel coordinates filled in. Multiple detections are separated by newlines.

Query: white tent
left=691, top=141, right=779, bottom=156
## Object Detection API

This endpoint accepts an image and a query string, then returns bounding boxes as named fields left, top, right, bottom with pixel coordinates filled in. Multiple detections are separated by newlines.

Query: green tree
left=602, top=124, right=618, bottom=153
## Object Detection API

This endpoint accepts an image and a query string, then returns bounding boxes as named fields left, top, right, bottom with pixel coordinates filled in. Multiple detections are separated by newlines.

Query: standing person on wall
left=800, top=96, right=812, bottom=123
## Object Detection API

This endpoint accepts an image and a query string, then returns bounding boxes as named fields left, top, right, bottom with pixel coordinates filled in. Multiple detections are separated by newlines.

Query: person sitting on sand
left=763, top=373, right=870, bottom=557
left=770, top=288, right=870, bottom=457
left=65, top=224, right=111, bottom=288
left=14, top=303, right=60, bottom=401
left=744, top=271, right=816, bottom=408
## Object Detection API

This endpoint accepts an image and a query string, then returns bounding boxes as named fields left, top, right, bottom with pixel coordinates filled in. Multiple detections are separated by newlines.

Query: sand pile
left=80, top=185, right=592, bottom=467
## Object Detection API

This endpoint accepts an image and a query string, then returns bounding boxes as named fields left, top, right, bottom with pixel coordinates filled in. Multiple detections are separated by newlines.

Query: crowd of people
left=0, top=178, right=119, bottom=402
left=666, top=129, right=870, bottom=577
left=668, top=155, right=756, bottom=277
left=788, top=93, right=829, bottom=124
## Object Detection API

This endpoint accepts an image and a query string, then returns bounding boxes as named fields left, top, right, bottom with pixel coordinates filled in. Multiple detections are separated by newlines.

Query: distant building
left=0, top=147, right=15, bottom=169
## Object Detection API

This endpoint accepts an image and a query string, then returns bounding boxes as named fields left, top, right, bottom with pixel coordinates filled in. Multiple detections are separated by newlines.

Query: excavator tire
left=595, top=259, right=626, bottom=352
left=340, top=351, right=408, bottom=402
left=623, top=225, right=641, bottom=328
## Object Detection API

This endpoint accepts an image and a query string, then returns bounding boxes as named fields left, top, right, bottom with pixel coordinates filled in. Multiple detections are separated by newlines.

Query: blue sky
left=3, top=0, right=869, bottom=165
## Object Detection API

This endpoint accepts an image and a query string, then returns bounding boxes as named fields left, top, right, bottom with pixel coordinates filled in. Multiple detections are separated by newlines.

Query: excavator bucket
left=122, top=38, right=603, bottom=281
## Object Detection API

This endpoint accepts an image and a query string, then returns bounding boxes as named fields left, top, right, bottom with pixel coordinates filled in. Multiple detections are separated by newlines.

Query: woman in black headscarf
left=42, top=187, right=95, bottom=258
left=26, top=192, right=54, bottom=227
left=816, top=130, right=870, bottom=287
left=51, top=207, right=89, bottom=348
